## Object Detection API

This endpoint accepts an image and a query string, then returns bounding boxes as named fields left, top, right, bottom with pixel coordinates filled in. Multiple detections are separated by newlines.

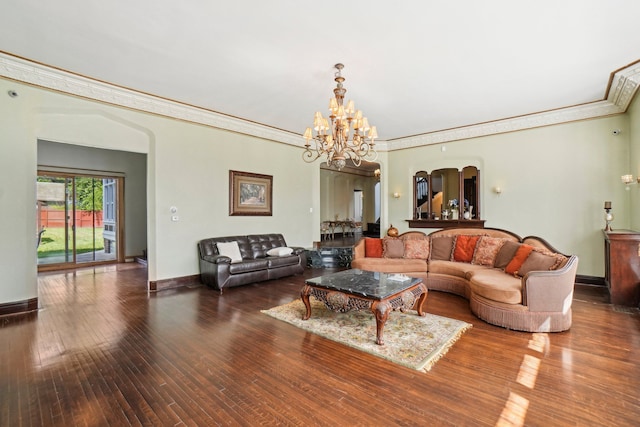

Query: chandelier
left=302, top=63, right=378, bottom=171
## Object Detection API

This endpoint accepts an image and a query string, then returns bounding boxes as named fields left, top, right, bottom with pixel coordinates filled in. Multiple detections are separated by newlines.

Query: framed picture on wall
left=229, top=170, right=273, bottom=216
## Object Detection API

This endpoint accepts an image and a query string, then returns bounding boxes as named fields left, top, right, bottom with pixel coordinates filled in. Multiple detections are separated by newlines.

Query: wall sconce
left=621, top=174, right=640, bottom=189
left=393, top=192, right=401, bottom=199
left=494, top=186, right=502, bottom=195
left=604, top=201, right=613, bottom=231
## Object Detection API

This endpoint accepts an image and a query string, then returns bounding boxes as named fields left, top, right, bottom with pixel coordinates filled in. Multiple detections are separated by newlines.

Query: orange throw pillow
left=364, top=238, right=383, bottom=258
left=505, top=244, right=534, bottom=275
left=453, top=235, right=481, bottom=263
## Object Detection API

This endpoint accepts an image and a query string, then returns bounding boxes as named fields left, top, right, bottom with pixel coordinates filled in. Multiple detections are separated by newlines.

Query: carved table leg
left=301, top=285, right=312, bottom=320
left=415, top=284, right=428, bottom=316
left=371, top=300, right=392, bottom=345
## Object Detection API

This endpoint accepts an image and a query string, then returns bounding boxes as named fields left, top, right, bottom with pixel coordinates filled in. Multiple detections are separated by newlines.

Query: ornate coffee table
left=301, top=269, right=428, bottom=345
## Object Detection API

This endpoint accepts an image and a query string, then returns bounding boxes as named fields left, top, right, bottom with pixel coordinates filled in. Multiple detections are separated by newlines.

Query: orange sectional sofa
left=351, top=228, right=579, bottom=332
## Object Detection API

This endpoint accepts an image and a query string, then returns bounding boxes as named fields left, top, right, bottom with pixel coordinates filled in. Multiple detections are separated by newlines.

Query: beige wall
left=0, top=79, right=318, bottom=305
left=0, top=81, right=38, bottom=304
left=320, top=168, right=379, bottom=226
left=388, top=115, right=631, bottom=277
left=628, top=94, right=640, bottom=231
left=0, top=75, right=638, bottom=306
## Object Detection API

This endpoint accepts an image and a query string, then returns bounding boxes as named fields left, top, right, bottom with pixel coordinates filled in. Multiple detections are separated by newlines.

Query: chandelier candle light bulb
left=303, top=63, right=378, bottom=170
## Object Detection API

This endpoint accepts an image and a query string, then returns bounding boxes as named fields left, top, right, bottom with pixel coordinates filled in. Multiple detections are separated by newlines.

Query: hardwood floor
left=1, top=264, right=639, bottom=426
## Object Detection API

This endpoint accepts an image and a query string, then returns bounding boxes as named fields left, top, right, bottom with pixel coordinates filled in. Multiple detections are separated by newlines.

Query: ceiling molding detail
left=0, top=53, right=301, bottom=147
left=1, top=53, right=637, bottom=153
left=391, top=62, right=640, bottom=150
left=388, top=100, right=623, bottom=150
left=607, top=61, right=640, bottom=108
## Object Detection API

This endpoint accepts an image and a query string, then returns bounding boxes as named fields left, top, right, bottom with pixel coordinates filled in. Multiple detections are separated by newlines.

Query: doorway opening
left=36, top=172, right=123, bottom=270
left=353, top=190, right=363, bottom=222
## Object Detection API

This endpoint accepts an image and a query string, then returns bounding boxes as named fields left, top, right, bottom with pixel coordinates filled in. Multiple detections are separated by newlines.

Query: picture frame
left=229, top=170, right=273, bottom=216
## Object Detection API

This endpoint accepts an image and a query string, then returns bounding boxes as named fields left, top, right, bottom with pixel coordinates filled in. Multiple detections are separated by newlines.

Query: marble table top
left=305, top=269, right=421, bottom=300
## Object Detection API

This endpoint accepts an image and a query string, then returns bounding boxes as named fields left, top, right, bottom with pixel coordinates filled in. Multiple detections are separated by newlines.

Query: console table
left=603, top=229, right=640, bottom=307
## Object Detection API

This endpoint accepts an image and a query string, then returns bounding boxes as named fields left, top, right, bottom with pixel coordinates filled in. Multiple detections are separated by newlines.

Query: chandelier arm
left=302, top=137, right=329, bottom=163
left=345, top=142, right=377, bottom=163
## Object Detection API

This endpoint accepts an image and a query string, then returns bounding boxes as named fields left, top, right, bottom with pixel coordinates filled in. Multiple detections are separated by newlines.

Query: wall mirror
left=463, top=166, right=478, bottom=219
left=415, top=171, right=429, bottom=218
left=410, top=166, right=482, bottom=228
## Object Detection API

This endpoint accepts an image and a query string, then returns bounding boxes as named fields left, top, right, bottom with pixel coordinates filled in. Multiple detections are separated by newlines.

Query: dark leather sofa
left=197, top=233, right=306, bottom=292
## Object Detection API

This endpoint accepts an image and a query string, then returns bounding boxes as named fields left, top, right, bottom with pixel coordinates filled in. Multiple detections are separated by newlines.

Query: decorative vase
left=451, top=209, right=458, bottom=220
left=387, top=224, right=398, bottom=237
left=463, top=211, right=470, bottom=220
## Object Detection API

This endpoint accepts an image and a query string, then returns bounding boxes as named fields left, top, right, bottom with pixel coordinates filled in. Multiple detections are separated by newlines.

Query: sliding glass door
left=37, top=173, right=119, bottom=268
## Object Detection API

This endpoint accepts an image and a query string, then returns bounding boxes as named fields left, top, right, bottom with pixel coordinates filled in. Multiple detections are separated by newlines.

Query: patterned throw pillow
left=505, top=244, right=534, bottom=276
left=472, top=236, right=507, bottom=267
left=383, top=237, right=404, bottom=258
left=453, top=235, right=482, bottom=263
left=364, top=238, right=383, bottom=258
left=404, top=239, right=430, bottom=259
left=430, top=236, right=455, bottom=260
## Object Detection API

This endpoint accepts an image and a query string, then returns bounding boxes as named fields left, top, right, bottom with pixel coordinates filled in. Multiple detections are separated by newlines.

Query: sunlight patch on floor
left=496, top=392, right=529, bottom=427
left=496, top=333, right=548, bottom=425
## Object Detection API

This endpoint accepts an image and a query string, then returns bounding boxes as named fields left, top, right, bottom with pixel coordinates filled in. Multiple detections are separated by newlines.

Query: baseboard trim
left=0, top=297, right=39, bottom=317
left=149, top=274, right=200, bottom=292
left=576, top=274, right=605, bottom=286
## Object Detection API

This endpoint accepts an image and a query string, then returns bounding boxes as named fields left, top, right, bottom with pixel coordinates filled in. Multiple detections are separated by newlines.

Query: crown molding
left=1, top=53, right=638, bottom=152
left=388, top=100, right=622, bottom=150
left=607, top=60, right=640, bottom=108
left=0, top=53, right=302, bottom=147
left=388, top=61, right=639, bottom=150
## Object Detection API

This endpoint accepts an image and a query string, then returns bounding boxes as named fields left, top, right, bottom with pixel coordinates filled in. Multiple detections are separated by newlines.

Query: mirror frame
left=410, top=167, right=482, bottom=228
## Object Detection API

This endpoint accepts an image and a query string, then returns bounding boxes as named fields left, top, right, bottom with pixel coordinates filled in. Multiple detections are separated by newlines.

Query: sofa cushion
left=217, top=241, right=243, bottom=263
left=267, top=247, right=293, bottom=257
left=453, top=235, right=481, bottom=263
left=517, top=250, right=563, bottom=276
left=430, top=236, right=454, bottom=260
left=228, top=258, right=269, bottom=274
left=248, top=234, right=288, bottom=259
left=428, top=260, right=487, bottom=278
left=364, top=238, right=383, bottom=258
left=472, top=236, right=507, bottom=267
left=469, top=269, right=522, bottom=304
left=505, top=244, right=534, bottom=275
left=383, top=237, right=404, bottom=258
left=404, top=239, right=430, bottom=259
left=267, top=255, right=299, bottom=268
left=494, top=241, right=521, bottom=269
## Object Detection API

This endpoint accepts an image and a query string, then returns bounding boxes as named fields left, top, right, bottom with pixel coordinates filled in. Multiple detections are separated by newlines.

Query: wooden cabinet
left=603, top=229, right=640, bottom=307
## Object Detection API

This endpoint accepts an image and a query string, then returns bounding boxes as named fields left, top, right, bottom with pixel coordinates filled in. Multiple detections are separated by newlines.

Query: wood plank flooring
left=1, top=263, right=639, bottom=426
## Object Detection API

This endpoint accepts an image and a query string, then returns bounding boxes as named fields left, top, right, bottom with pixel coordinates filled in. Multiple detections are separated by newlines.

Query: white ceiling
left=2, top=0, right=640, bottom=142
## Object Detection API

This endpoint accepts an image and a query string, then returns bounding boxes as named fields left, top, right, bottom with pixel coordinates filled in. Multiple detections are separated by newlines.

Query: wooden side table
left=603, top=229, right=640, bottom=307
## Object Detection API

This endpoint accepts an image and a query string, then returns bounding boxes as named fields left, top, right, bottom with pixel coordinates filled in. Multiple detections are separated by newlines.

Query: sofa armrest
left=290, top=246, right=306, bottom=255
left=523, top=255, right=578, bottom=312
left=352, top=239, right=366, bottom=260
left=202, top=254, right=232, bottom=264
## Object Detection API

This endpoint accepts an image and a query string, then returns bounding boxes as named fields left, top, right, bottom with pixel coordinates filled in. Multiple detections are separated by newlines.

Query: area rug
left=261, top=299, right=472, bottom=372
